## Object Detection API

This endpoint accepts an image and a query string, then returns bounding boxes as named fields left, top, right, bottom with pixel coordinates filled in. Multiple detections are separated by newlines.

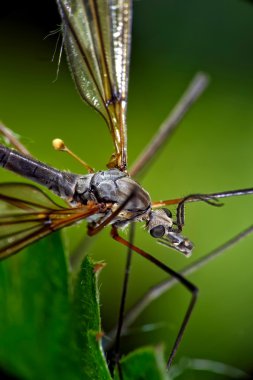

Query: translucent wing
left=56, top=0, right=132, bottom=171
left=0, top=183, right=101, bottom=260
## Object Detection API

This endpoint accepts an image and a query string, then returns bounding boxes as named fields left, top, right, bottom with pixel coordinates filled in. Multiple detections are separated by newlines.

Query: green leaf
left=0, top=233, right=81, bottom=380
left=72, top=257, right=111, bottom=380
left=114, top=346, right=170, bottom=380
left=0, top=233, right=170, bottom=380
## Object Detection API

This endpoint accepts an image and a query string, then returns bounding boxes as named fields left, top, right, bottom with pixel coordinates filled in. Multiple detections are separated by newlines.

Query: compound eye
left=150, top=225, right=165, bottom=238
left=162, top=208, right=172, bottom=218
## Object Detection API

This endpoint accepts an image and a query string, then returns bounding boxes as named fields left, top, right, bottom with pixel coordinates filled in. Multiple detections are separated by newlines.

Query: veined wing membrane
left=0, top=183, right=67, bottom=211
left=56, top=0, right=132, bottom=170
left=0, top=183, right=101, bottom=259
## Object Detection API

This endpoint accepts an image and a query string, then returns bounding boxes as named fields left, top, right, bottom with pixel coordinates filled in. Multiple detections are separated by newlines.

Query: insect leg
left=130, top=73, right=209, bottom=179
left=114, top=223, right=134, bottom=357
left=153, top=187, right=253, bottom=209
left=87, top=191, right=137, bottom=375
left=0, top=122, right=31, bottom=156
left=111, top=225, right=198, bottom=369
left=87, top=189, right=137, bottom=237
left=107, top=223, right=135, bottom=379
left=105, top=224, right=253, bottom=351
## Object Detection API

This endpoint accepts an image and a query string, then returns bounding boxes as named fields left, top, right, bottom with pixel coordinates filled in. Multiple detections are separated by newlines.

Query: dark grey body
left=75, top=170, right=150, bottom=210
left=0, top=144, right=194, bottom=254
left=0, top=145, right=151, bottom=226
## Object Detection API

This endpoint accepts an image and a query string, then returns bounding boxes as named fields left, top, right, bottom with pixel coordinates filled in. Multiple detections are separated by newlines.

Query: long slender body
left=0, top=145, right=77, bottom=200
left=0, top=144, right=151, bottom=226
left=0, top=143, right=193, bottom=254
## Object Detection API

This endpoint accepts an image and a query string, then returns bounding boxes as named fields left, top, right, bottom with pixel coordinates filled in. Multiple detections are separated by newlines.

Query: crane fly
left=1, top=0, right=253, bottom=372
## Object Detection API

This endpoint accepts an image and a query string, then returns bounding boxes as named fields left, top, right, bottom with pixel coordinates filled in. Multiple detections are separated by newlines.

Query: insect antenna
left=176, top=194, right=223, bottom=231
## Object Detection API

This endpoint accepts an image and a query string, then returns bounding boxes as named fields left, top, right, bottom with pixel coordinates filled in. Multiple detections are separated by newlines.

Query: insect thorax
left=73, top=169, right=151, bottom=226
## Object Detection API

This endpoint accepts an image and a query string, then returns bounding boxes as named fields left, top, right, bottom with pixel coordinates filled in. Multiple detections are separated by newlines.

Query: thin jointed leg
left=111, top=226, right=198, bottom=368
left=0, top=123, right=31, bottom=156
left=110, top=223, right=135, bottom=379
left=105, top=224, right=253, bottom=351
left=114, top=223, right=135, bottom=359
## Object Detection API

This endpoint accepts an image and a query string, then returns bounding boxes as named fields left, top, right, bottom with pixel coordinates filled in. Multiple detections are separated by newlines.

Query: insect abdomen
left=0, top=145, right=78, bottom=200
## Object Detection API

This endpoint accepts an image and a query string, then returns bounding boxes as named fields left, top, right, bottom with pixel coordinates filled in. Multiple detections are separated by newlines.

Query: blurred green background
left=1, top=0, right=253, bottom=378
